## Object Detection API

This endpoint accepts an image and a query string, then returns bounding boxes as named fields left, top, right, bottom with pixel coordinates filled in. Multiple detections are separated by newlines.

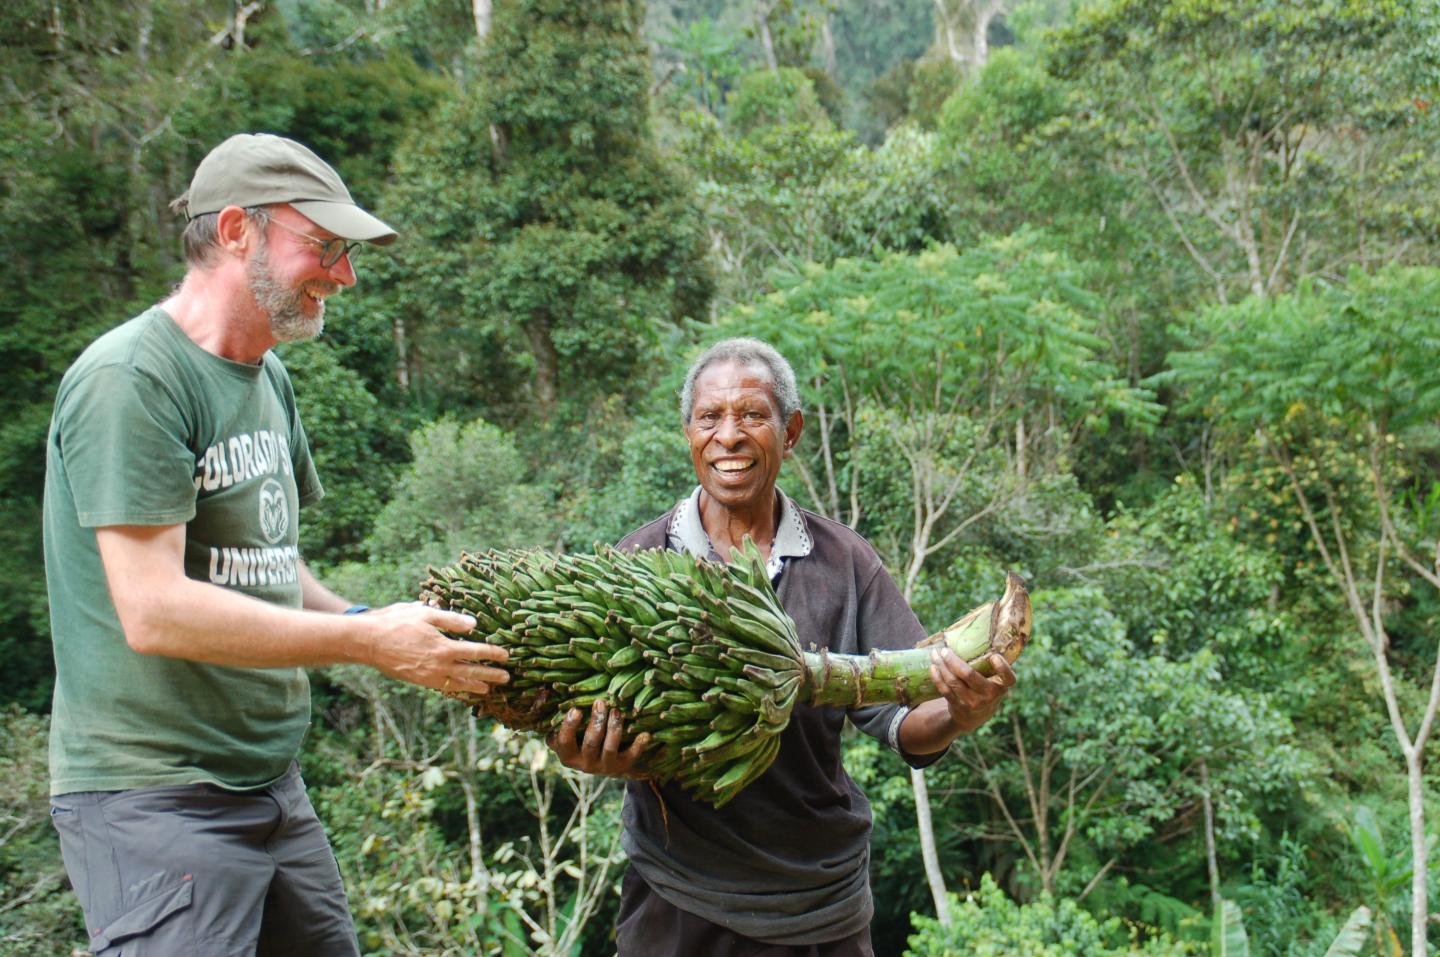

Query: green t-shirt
left=44, top=306, right=324, bottom=795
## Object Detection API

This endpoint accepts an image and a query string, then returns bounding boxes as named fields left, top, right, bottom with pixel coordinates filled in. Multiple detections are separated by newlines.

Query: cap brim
left=291, top=200, right=398, bottom=245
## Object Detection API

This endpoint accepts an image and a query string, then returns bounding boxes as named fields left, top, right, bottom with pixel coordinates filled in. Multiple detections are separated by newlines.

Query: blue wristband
left=343, top=605, right=371, bottom=615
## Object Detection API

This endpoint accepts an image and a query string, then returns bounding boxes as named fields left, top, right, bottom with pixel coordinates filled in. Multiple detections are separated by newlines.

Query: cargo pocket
left=90, top=875, right=193, bottom=954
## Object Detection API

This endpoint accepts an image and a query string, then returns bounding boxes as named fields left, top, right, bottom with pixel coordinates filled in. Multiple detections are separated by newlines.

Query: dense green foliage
left=906, top=874, right=1197, bottom=955
left=5, top=0, right=1440, bottom=955
left=377, top=0, right=712, bottom=422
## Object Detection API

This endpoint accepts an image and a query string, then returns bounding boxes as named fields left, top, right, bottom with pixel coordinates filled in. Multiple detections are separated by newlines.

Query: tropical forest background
left=3, top=0, right=1440, bottom=954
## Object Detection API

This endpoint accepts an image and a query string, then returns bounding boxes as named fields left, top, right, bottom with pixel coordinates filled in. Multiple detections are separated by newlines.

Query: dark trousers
left=50, top=763, right=358, bottom=957
left=615, top=866, right=875, bottom=957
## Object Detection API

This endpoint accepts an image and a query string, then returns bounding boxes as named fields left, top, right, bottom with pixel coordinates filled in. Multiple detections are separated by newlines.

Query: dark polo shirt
left=618, top=496, right=941, bottom=945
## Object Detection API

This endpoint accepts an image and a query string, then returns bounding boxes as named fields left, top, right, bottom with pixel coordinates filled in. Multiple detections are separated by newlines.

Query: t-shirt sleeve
left=58, top=364, right=198, bottom=528
left=847, top=561, right=949, bottom=770
left=267, top=358, right=323, bottom=507
left=289, top=416, right=324, bottom=507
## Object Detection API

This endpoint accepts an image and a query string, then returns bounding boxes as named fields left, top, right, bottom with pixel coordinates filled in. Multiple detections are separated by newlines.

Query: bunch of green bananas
left=421, top=541, right=803, bottom=806
left=420, top=541, right=1031, bottom=807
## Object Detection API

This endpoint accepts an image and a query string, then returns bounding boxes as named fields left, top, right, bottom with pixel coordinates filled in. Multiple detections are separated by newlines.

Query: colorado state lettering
left=193, top=430, right=293, bottom=491
left=208, top=545, right=300, bottom=587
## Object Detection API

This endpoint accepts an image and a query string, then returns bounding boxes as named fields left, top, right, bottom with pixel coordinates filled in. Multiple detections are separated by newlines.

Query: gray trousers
left=50, top=763, right=359, bottom=957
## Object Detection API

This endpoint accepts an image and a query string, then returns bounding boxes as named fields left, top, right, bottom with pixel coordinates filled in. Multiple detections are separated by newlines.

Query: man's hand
left=361, top=602, right=510, bottom=696
left=930, top=646, right=1016, bottom=735
left=547, top=699, right=653, bottom=778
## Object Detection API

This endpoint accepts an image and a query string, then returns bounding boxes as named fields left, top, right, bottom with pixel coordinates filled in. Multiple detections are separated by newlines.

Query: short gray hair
left=680, top=337, right=801, bottom=423
left=171, top=200, right=271, bottom=268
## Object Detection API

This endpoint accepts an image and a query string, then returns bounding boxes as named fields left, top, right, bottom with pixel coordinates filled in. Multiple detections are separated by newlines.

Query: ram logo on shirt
left=258, top=478, right=289, bottom=544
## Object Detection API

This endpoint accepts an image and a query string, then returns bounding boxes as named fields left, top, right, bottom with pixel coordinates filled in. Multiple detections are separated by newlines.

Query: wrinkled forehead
left=691, top=360, right=781, bottom=406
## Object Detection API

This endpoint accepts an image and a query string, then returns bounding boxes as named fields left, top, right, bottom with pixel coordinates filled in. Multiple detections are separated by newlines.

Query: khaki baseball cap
left=177, top=133, right=397, bottom=245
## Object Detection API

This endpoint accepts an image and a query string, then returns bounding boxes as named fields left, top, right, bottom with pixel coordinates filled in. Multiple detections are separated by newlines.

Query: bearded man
left=550, top=338, right=1016, bottom=956
left=42, top=133, right=508, bottom=956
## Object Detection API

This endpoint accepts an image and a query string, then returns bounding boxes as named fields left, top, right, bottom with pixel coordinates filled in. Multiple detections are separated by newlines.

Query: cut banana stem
left=800, top=573, right=1032, bottom=708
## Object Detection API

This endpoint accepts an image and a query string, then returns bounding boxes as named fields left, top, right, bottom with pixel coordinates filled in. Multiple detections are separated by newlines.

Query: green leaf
left=1322, top=907, right=1373, bottom=957
left=1212, top=899, right=1249, bottom=957
left=1349, top=805, right=1390, bottom=877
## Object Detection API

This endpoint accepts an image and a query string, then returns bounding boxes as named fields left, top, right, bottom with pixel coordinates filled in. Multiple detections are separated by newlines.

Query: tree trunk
left=489, top=122, right=508, bottom=168
left=902, top=566, right=951, bottom=924
left=137, top=1, right=153, bottom=67
left=821, top=14, right=837, bottom=77
left=1200, top=761, right=1220, bottom=907
left=233, top=0, right=246, bottom=50
left=475, top=0, right=499, bottom=160
left=1231, top=140, right=1267, bottom=300
left=1015, top=418, right=1026, bottom=478
left=931, top=0, right=1009, bottom=72
left=473, top=0, right=491, bottom=41
left=462, top=711, right=487, bottom=886
left=1406, top=751, right=1430, bottom=957
left=932, top=0, right=962, bottom=63
left=756, top=2, right=778, bottom=70
left=229, top=0, right=263, bottom=50
left=972, top=0, right=1003, bottom=71
left=525, top=312, right=559, bottom=412
left=392, top=315, right=410, bottom=390
left=911, top=767, right=952, bottom=925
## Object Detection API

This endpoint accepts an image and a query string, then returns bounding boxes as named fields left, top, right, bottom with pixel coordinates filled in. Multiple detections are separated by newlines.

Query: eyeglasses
left=267, top=218, right=360, bottom=268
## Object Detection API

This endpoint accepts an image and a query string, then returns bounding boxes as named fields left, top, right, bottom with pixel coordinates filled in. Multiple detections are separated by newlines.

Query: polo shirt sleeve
left=847, top=561, right=949, bottom=770
left=57, top=364, right=198, bottom=528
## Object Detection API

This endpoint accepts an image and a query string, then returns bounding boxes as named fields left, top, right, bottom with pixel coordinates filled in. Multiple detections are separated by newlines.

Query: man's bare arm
left=898, top=648, right=1016, bottom=756
left=96, top=523, right=508, bottom=695
left=298, top=561, right=350, bottom=613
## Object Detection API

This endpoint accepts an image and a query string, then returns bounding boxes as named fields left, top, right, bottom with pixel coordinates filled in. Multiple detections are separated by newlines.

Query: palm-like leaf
left=1211, top=899, right=1249, bottom=957
left=1321, top=906, right=1372, bottom=957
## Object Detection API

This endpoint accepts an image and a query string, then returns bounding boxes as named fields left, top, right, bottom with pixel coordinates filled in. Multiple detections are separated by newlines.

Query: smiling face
left=684, top=360, right=803, bottom=514
left=246, top=205, right=355, bottom=343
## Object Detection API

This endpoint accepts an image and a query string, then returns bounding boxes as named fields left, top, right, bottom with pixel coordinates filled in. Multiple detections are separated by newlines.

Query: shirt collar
left=667, top=486, right=813, bottom=582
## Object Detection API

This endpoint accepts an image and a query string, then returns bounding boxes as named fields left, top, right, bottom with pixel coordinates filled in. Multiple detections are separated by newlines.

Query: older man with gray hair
left=550, top=336, right=1015, bottom=956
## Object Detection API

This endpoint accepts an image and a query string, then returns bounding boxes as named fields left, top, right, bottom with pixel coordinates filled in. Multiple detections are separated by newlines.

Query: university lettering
left=208, top=545, right=300, bottom=587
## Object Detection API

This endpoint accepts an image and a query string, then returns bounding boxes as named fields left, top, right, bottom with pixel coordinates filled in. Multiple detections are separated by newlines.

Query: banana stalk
left=800, top=573, right=1031, bottom=708
left=419, top=541, right=1029, bottom=807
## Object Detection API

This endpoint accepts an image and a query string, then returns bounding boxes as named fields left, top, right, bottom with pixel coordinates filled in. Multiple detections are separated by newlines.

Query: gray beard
left=247, top=241, right=326, bottom=343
